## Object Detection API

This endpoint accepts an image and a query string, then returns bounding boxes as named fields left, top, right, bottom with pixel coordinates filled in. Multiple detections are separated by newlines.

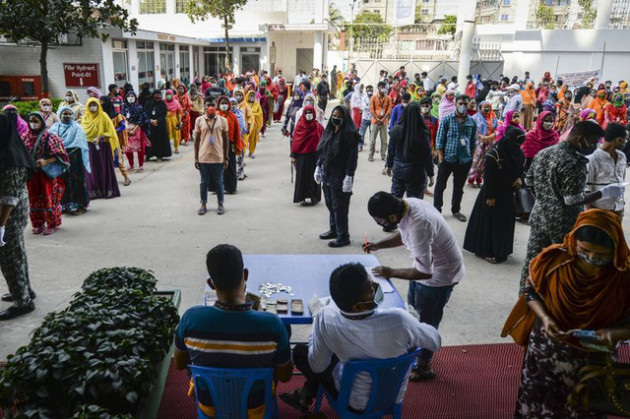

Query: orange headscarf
left=502, top=209, right=630, bottom=346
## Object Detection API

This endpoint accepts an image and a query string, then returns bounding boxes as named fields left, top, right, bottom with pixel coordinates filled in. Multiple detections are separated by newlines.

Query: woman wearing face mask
left=2, top=105, right=29, bottom=137
left=49, top=107, right=91, bottom=215
left=217, top=96, right=244, bottom=194
left=315, top=106, right=360, bottom=247
left=502, top=209, right=630, bottom=417
left=38, top=99, right=59, bottom=129
left=57, top=90, right=85, bottom=122
left=350, top=84, right=364, bottom=128
left=603, top=93, right=627, bottom=128
left=272, top=78, right=288, bottom=122
left=294, top=93, right=324, bottom=127
left=81, top=98, right=121, bottom=199
left=555, top=90, right=574, bottom=133
left=464, top=127, right=525, bottom=263
left=257, top=84, right=271, bottom=138
left=521, top=111, right=559, bottom=171
left=176, top=85, right=192, bottom=146
left=467, top=100, right=499, bottom=188
left=495, top=109, right=524, bottom=142
left=291, top=105, right=324, bottom=206
left=438, top=90, right=456, bottom=119
left=163, top=89, right=183, bottom=154
left=281, top=90, right=304, bottom=139
left=144, top=90, right=172, bottom=161
left=588, top=89, right=610, bottom=126
left=100, top=96, right=131, bottom=187
left=122, top=91, right=151, bottom=172
left=188, top=84, right=205, bottom=139
left=430, top=92, right=441, bottom=119
left=86, top=86, right=102, bottom=99
left=246, top=91, right=263, bottom=158
left=23, top=112, right=70, bottom=235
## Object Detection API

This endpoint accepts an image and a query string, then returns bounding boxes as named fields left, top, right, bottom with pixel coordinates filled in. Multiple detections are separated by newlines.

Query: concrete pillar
left=154, top=44, right=162, bottom=88
left=514, top=0, right=532, bottom=31
left=128, top=40, right=139, bottom=90
left=313, top=31, right=324, bottom=71
left=166, top=0, right=175, bottom=15
left=188, top=45, right=194, bottom=82
left=101, top=38, right=115, bottom=88
left=174, top=44, right=181, bottom=79
left=594, top=0, right=614, bottom=29
left=233, top=45, right=241, bottom=75
left=456, top=0, right=477, bottom=88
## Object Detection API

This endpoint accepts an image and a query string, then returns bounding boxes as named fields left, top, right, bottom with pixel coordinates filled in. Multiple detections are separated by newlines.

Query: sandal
left=409, top=365, right=436, bottom=381
left=32, top=226, right=46, bottom=235
left=123, top=178, right=131, bottom=187
left=279, top=389, right=313, bottom=413
left=484, top=257, right=499, bottom=264
left=198, top=207, right=207, bottom=216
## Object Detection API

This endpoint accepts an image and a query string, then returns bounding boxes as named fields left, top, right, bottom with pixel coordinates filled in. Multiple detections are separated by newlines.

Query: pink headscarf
left=164, top=89, right=182, bottom=113
left=438, top=90, right=456, bottom=118
left=521, top=110, right=560, bottom=159
left=496, top=109, right=524, bottom=141
left=2, top=105, right=29, bottom=136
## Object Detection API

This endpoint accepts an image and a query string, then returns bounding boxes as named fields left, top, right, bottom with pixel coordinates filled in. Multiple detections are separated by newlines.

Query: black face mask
left=331, top=117, right=343, bottom=127
left=378, top=219, right=398, bottom=230
left=577, top=138, right=597, bottom=156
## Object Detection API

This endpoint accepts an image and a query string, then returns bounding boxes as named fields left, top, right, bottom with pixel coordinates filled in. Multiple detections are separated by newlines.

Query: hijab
left=579, top=108, right=597, bottom=121
left=489, top=126, right=525, bottom=180
left=189, top=84, right=202, bottom=102
left=177, top=85, right=192, bottom=110
left=100, top=96, right=119, bottom=119
left=81, top=98, right=120, bottom=154
left=292, top=105, right=324, bottom=155
left=2, top=105, right=29, bottom=137
left=473, top=100, right=497, bottom=135
left=502, top=209, right=630, bottom=345
left=122, top=91, right=151, bottom=134
left=86, top=86, right=102, bottom=99
left=430, top=92, right=441, bottom=119
left=23, top=112, right=70, bottom=167
left=49, top=107, right=91, bottom=173
left=164, top=89, right=182, bottom=113
left=438, top=90, right=456, bottom=118
left=521, top=110, right=559, bottom=159
left=496, top=109, right=524, bottom=141
left=316, top=105, right=359, bottom=167
left=0, top=113, right=35, bottom=174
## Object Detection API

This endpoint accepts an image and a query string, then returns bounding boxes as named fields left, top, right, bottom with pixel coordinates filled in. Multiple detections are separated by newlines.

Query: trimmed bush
left=0, top=267, right=179, bottom=418
left=11, top=99, right=63, bottom=120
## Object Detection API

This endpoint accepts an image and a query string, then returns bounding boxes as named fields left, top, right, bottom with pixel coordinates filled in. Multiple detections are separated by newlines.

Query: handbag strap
left=31, top=130, right=46, bottom=160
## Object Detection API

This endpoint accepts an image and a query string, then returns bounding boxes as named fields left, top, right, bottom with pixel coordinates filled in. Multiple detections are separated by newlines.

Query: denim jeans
left=359, top=119, right=371, bottom=147
left=391, top=161, right=428, bottom=199
left=199, top=163, right=224, bottom=204
left=407, top=281, right=455, bottom=363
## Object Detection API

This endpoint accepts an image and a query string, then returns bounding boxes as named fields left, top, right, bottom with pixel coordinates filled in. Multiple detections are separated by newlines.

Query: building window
left=503, top=0, right=510, bottom=5
left=160, top=44, right=175, bottom=82
left=176, top=0, right=189, bottom=13
left=501, top=14, right=509, bottom=21
left=140, top=0, right=166, bottom=14
left=422, top=9, right=428, bottom=14
left=137, top=42, right=155, bottom=88
left=112, top=40, right=128, bottom=86
left=179, top=47, right=190, bottom=84
left=204, top=46, right=233, bottom=76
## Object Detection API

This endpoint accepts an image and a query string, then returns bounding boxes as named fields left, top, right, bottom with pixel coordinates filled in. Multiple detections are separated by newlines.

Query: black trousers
left=433, top=160, right=472, bottom=214
left=293, top=343, right=338, bottom=396
left=391, top=162, right=427, bottom=199
left=319, top=98, right=328, bottom=114
left=323, top=179, right=351, bottom=241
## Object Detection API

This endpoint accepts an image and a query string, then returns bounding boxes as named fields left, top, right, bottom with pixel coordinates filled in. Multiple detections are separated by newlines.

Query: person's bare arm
left=194, top=132, right=201, bottom=169
left=363, top=231, right=404, bottom=252
left=173, top=348, right=190, bottom=370
left=373, top=266, right=432, bottom=280
left=0, top=205, right=14, bottom=227
left=222, top=131, right=229, bottom=168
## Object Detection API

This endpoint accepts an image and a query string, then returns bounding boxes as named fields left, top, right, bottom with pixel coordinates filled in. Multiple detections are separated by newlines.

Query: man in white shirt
left=587, top=123, right=628, bottom=219
left=358, top=85, right=374, bottom=152
left=421, top=72, right=433, bottom=94
left=447, top=76, right=459, bottom=92
left=364, top=192, right=464, bottom=380
left=280, top=263, right=440, bottom=414
left=503, top=84, right=523, bottom=116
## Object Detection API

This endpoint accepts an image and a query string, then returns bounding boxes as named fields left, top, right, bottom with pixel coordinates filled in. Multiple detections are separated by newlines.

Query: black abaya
left=144, top=100, right=172, bottom=160
left=293, top=152, right=321, bottom=203
left=224, top=148, right=238, bottom=193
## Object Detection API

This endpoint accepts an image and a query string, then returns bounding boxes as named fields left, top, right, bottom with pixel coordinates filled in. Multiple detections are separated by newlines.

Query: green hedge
left=0, top=267, right=180, bottom=418
left=12, top=99, right=63, bottom=120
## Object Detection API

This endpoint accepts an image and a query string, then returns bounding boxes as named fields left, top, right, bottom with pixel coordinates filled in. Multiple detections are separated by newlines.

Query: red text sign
left=63, top=63, right=100, bottom=87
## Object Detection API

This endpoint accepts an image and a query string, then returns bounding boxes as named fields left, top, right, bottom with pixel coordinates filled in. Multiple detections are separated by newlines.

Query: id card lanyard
left=205, top=117, right=218, bottom=144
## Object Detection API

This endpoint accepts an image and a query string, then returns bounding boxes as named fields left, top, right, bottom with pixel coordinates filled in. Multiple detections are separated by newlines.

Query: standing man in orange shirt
left=369, top=81, right=392, bottom=162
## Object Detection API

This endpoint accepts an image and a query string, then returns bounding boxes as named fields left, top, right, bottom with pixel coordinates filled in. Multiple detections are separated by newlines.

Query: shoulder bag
left=32, top=132, right=67, bottom=179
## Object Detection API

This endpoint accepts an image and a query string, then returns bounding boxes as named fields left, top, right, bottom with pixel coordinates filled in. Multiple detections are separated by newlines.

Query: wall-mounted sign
left=63, top=63, right=99, bottom=87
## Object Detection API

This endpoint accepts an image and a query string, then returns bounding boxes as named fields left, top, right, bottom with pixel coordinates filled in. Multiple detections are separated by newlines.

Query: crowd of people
left=1, top=63, right=630, bottom=418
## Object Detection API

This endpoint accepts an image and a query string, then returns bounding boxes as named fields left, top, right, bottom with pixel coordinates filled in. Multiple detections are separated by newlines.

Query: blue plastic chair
left=189, top=365, right=279, bottom=419
left=313, top=348, right=422, bottom=419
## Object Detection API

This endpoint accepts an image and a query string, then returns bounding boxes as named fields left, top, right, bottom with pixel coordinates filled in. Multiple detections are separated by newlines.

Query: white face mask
left=29, top=122, right=42, bottom=130
left=41, top=105, right=51, bottom=112
left=543, top=121, right=554, bottom=130
left=380, top=88, right=387, bottom=94
left=305, top=113, right=314, bottom=121
left=65, top=96, right=73, bottom=102
left=421, top=106, right=430, bottom=113
left=219, top=104, right=229, bottom=111
left=128, top=97, right=136, bottom=104
left=89, top=105, right=98, bottom=113
left=235, top=95, right=243, bottom=102
left=457, top=105, right=468, bottom=115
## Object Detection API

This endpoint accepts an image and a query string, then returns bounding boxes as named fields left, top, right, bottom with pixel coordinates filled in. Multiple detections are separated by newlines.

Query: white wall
left=268, top=32, right=315, bottom=78
left=0, top=37, right=106, bottom=102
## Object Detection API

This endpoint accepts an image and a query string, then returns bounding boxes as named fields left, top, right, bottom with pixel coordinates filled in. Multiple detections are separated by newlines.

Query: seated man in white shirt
left=586, top=123, right=628, bottom=219
left=363, top=191, right=465, bottom=381
left=280, top=263, right=440, bottom=414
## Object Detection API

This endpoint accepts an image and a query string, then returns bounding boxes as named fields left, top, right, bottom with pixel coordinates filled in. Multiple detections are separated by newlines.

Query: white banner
left=557, top=70, right=601, bottom=87
left=396, top=0, right=416, bottom=27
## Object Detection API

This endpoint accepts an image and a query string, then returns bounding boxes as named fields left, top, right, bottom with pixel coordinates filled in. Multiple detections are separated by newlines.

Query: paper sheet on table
left=365, top=267, right=395, bottom=293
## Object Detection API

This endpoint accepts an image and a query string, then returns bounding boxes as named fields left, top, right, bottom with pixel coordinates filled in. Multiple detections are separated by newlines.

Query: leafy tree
left=536, top=4, right=555, bottom=29
left=185, top=0, right=250, bottom=72
left=327, top=2, right=345, bottom=32
left=577, top=0, right=596, bottom=28
left=350, top=11, right=392, bottom=43
left=438, top=15, right=457, bottom=37
left=0, top=0, right=138, bottom=96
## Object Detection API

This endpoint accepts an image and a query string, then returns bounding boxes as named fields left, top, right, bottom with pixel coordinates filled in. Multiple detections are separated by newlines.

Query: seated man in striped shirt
left=174, top=244, right=293, bottom=418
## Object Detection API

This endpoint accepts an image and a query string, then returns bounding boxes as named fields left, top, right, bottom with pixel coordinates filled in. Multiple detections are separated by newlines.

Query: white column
left=154, top=44, right=162, bottom=87
left=130, top=0, right=140, bottom=16
left=189, top=45, right=194, bottom=81
left=174, top=44, right=181, bottom=79
left=322, top=32, right=329, bottom=69
left=101, top=38, right=115, bottom=89
left=456, top=0, right=477, bottom=86
left=166, top=0, right=175, bottom=14
left=313, top=32, right=324, bottom=71
left=128, top=40, right=139, bottom=90
left=594, top=0, right=614, bottom=29
left=514, top=0, right=532, bottom=31
left=233, top=45, right=241, bottom=75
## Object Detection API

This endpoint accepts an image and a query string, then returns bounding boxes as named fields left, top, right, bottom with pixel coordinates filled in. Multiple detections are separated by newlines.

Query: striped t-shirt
left=175, top=303, right=290, bottom=407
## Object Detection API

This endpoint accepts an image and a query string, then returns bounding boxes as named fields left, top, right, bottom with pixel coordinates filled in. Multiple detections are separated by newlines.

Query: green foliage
left=438, top=15, right=457, bottom=36
left=536, top=5, right=556, bottom=29
left=577, top=0, right=595, bottom=28
left=12, top=99, right=63, bottom=120
left=351, top=11, right=392, bottom=42
left=184, top=0, right=249, bottom=27
left=328, top=2, right=346, bottom=32
left=0, top=267, right=179, bottom=418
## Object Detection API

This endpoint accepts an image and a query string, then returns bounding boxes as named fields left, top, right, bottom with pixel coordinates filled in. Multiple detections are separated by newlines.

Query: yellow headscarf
left=247, top=90, right=263, bottom=129
left=81, top=98, right=120, bottom=156
left=621, top=81, right=628, bottom=94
